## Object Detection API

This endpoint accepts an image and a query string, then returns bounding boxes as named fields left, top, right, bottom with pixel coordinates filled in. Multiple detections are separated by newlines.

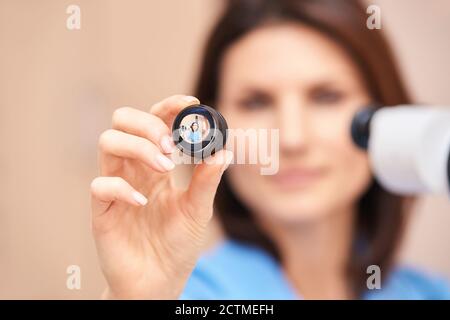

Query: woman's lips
left=268, top=167, right=323, bottom=189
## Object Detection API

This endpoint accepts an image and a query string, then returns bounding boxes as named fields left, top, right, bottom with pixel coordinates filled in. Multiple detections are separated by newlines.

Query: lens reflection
left=179, top=114, right=210, bottom=144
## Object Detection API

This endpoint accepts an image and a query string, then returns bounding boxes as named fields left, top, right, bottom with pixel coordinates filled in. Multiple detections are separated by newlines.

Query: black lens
left=172, top=104, right=228, bottom=159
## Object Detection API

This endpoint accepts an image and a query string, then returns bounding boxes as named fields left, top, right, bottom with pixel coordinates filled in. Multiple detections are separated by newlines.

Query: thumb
left=185, top=150, right=233, bottom=218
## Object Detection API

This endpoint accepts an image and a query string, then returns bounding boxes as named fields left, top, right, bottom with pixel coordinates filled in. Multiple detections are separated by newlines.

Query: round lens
left=172, top=104, right=228, bottom=159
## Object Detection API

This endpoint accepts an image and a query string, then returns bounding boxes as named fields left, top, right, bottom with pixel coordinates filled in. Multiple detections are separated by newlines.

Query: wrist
left=101, top=283, right=184, bottom=300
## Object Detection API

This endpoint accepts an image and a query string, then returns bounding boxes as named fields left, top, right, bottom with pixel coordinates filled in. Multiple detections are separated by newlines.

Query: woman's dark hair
left=194, top=0, right=411, bottom=297
left=190, top=121, right=199, bottom=131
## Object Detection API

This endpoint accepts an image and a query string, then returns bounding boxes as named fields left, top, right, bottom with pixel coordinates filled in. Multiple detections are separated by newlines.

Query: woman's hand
left=90, top=95, right=233, bottom=299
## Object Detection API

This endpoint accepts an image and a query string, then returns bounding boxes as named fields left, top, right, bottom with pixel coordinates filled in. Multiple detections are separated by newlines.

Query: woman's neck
left=258, top=207, right=356, bottom=299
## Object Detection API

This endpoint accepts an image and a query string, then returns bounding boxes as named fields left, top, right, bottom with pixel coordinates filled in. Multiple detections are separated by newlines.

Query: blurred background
left=0, top=0, right=449, bottom=299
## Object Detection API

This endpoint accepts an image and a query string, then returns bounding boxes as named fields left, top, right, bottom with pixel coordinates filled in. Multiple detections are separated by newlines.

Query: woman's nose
left=277, top=97, right=309, bottom=153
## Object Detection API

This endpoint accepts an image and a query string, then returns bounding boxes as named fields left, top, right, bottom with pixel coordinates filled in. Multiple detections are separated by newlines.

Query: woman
left=188, top=121, right=201, bottom=143
left=90, top=0, right=450, bottom=299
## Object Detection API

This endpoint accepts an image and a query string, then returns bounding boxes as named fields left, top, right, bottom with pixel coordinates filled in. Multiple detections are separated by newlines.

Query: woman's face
left=217, top=23, right=372, bottom=224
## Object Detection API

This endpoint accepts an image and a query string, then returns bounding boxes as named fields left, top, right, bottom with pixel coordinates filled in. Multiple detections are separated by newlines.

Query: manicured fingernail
left=132, top=191, right=148, bottom=206
left=160, top=135, right=175, bottom=154
left=156, top=153, right=175, bottom=171
left=222, top=152, right=234, bottom=172
left=183, top=95, right=199, bottom=103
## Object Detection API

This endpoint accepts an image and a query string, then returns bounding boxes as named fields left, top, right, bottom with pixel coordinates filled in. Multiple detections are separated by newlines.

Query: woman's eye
left=237, top=95, right=271, bottom=111
left=310, top=88, right=345, bottom=105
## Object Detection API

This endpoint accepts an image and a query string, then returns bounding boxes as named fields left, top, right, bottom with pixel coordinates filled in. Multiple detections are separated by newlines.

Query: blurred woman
left=188, top=121, right=201, bottom=143
left=90, top=0, right=450, bottom=299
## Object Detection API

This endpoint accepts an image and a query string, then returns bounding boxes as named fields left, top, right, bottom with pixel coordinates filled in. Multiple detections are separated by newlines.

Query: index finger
left=149, top=95, right=200, bottom=127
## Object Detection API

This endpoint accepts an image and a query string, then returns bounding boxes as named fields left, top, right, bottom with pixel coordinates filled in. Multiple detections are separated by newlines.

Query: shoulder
left=179, top=239, right=297, bottom=300
left=364, top=265, right=450, bottom=300
left=180, top=239, right=450, bottom=300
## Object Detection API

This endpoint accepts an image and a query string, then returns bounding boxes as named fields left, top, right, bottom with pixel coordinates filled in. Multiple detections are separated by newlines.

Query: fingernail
left=183, top=95, right=199, bottom=103
left=132, top=191, right=148, bottom=206
left=160, top=135, right=175, bottom=154
left=156, top=153, right=175, bottom=171
left=222, top=152, right=233, bottom=172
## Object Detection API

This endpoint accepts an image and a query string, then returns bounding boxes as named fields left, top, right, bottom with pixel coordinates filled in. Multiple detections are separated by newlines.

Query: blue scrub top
left=181, top=238, right=450, bottom=300
left=189, top=130, right=201, bottom=143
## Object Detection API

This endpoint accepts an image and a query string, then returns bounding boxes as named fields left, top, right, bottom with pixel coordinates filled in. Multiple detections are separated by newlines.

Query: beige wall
left=0, top=0, right=449, bottom=299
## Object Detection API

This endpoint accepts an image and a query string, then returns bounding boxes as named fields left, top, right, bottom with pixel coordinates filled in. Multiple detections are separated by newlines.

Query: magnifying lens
left=172, top=104, right=228, bottom=159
